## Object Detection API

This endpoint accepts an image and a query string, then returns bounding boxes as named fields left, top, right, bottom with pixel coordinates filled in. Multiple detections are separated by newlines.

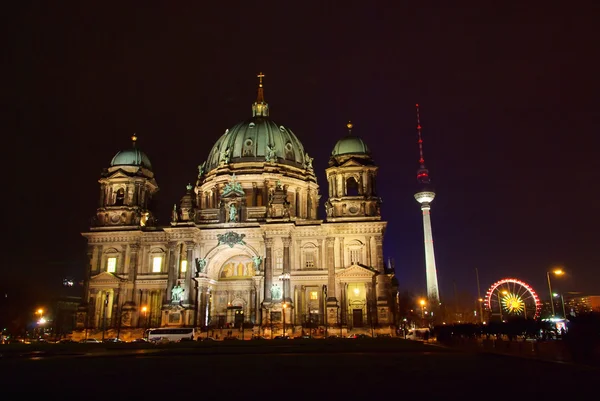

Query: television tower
left=413, top=104, right=440, bottom=302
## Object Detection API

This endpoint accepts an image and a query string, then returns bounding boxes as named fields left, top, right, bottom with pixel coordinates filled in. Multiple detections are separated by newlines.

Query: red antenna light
left=416, top=103, right=430, bottom=184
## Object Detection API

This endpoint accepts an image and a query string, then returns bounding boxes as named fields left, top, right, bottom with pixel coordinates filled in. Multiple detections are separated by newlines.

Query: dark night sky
left=3, top=2, right=600, bottom=311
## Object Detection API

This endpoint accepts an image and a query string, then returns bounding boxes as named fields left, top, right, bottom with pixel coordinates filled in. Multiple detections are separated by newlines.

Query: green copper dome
left=204, top=116, right=308, bottom=172
left=110, top=136, right=152, bottom=170
left=332, top=135, right=370, bottom=156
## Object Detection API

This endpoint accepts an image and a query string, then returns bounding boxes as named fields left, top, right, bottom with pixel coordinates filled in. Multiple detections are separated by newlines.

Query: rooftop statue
left=266, top=144, right=276, bottom=162
left=304, top=153, right=313, bottom=170
left=197, top=161, right=206, bottom=178
left=222, top=174, right=244, bottom=197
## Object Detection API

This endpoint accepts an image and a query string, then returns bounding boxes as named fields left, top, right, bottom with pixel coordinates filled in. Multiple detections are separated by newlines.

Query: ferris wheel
left=485, top=278, right=541, bottom=320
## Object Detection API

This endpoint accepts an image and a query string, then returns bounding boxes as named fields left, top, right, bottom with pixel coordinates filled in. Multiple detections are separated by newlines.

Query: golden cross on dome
left=257, top=72, right=265, bottom=87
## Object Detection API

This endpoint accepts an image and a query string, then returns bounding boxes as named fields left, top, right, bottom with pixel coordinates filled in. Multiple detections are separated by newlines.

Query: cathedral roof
left=331, top=123, right=370, bottom=156
left=110, top=135, right=152, bottom=170
left=204, top=117, right=308, bottom=172
left=204, top=73, right=309, bottom=173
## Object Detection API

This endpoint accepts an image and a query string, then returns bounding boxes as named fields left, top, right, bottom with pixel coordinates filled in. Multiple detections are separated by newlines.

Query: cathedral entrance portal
left=353, top=309, right=364, bottom=327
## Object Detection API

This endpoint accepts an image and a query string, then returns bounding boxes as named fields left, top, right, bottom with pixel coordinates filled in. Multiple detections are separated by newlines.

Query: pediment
left=339, top=159, right=366, bottom=168
left=90, top=271, right=125, bottom=284
left=336, top=264, right=376, bottom=279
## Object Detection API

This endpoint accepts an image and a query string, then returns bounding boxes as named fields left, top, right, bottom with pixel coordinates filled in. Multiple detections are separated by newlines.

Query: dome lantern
left=252, top=72, right=269, bottom=117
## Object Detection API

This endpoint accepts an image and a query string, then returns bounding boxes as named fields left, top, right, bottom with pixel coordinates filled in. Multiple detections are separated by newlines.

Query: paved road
left=1, top=341, right=597, bottom=398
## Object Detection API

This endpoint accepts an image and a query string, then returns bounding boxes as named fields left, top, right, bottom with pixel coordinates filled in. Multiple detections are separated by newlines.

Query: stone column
left=325, top=237, right=337, bottom=302
left=365, top=236, right=372, bottom=267
left=263, top=237, right=273, bottom=302
left=184, top=242, right=195, bottom=304
left=339, top=238, right=345, bottom=268
left=374, top=236, right=384, bottom=272
left=83, top=245, right=94, bottom=301
left=296, top=188, right=301, bottom=218
left=166, top=242, right=178, bottom=302
left=123, top=245, right=131, bottom=275
left=99, top=184, right=106, bottom=207
left=326, top=237, right=338, bottom=324
left=282, top=237, right=292, bottom=303
left=129, top=244, right=139, bottom=302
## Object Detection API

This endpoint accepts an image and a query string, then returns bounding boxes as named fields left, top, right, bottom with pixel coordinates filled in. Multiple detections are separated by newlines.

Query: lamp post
left=498, top=290, right=507, bottom=322
left=546, top=269, right=564, bottom=317
left=101, top=293, right=109, bottom=342
left=141, top=305, right=148, bottom=335
left=553, top=293, right=567, bottom=318
left=35, top=308, right=44, bottom=339
left=419, top=299, right=426, bottom=327
left=282, top=303, right=287, bottom=337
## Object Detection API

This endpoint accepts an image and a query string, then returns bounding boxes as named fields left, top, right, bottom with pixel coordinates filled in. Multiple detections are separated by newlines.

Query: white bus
left=146, top=327, right=196, bottom=343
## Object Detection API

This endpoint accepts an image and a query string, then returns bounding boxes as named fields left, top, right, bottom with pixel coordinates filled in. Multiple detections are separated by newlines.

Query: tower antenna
left=416, top=104, right=430, bottom=184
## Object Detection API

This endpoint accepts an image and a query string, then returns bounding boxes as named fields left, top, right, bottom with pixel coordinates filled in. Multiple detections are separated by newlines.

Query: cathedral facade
left=79, top=76, right=396, bottom=336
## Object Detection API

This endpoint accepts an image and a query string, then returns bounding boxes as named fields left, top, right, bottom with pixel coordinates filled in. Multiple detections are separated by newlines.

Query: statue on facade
left=195, top=257, right=207, bottom=275
left=270, top=284, right=282, bottom=300
left=252, top=255, right=262, bottom=271
left=265, top=144, right=276, bottom=162
left=228, top=203, right=238, bottom=222
left=171, top=283, right=185, bottom=302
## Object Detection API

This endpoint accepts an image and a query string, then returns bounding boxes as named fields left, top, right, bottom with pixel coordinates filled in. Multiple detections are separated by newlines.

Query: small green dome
left=110, top=148, right=152, bottom=170
left=332, top=135, right=370, bottom=156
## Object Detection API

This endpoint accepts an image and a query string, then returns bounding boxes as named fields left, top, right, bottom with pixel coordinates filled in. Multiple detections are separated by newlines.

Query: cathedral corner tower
left=325, top=122, right=382, bottom=222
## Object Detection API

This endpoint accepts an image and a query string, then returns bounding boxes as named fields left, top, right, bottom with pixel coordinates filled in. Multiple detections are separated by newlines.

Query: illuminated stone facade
left=79, top=76, right=396, bottom=336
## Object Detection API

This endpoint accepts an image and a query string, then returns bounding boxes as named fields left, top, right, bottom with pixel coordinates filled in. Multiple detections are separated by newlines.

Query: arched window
left=149, top=248, right=165, bottom=273
left=115, top=188, right=125, bottom=206
left=346, top=177, right=359, bottom=196
left=347, top=240, right=363, bottom=265
left=302, top=243, right=318, bottom=270
left=104, top=248, right=119, bottom=273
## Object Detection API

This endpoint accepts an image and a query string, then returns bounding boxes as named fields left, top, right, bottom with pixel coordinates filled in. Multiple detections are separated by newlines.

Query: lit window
left=181, top=260, right=187, bottom=273
left=305, top=252, right=315, bottom=268
left=107, top=257, right=117, bottom=273
left=152, top=257, right=163, bottom=273
left=310, top=291, right=318, bottom=300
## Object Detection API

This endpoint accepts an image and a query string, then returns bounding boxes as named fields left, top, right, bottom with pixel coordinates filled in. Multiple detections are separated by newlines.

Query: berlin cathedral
left=78, top=74, right=398, bottom=337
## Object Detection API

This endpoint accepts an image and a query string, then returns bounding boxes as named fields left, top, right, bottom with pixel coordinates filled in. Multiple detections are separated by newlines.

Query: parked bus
left=146, top=327, right=196, bottom=343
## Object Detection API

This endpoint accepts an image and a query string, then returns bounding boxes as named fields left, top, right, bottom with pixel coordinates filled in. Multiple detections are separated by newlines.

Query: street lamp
left=419, top=299, right=426, bottom=326
left=282, top=303, right=287, bottom=337
left=141, top=305, right=148, bottom=333
left=553, top=293, right=567, bottom=318
left=498, top=290, right=507, bottom=322
left=546, top=269, right=564, bottom=317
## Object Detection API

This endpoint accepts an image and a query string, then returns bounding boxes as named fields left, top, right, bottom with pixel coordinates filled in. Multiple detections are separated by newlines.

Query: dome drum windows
left=284, top=142, right=294, bottom=160
left=242, top=138, right=254, bottom=157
